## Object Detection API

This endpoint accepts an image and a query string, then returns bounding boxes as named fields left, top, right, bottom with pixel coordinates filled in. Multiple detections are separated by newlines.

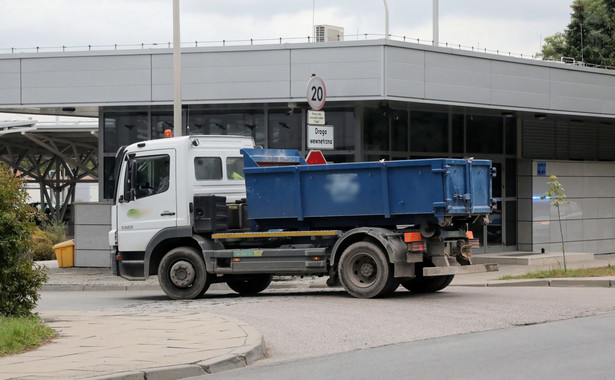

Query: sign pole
left=173, top=0, right=182, bottom=137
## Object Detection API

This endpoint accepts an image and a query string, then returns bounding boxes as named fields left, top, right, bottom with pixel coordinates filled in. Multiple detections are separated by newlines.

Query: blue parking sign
left=537, top=161, right=546, bottom=176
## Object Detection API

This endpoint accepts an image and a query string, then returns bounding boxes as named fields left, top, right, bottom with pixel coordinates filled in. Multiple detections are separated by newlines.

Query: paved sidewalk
left=0, top=311, right=264, bottom=380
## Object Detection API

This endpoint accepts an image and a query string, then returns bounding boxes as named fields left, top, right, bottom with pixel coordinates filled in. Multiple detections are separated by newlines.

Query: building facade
left=2, top=39, right=615, bottom=257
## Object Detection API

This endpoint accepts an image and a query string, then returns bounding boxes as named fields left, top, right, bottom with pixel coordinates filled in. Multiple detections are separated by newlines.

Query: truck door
left=116, top=149, right=177, bottom=252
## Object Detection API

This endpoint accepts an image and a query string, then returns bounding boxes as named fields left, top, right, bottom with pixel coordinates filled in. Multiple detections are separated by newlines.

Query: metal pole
left=312, top=0, right=315, bottom=42
left=173, top=0, right=182, bottom=137
left=383, top=0, right=389, bottom=39
left=433, top=0, right=439, bottom=46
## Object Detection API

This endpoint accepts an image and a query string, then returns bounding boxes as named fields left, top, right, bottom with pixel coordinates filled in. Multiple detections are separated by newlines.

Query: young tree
left=541, top=175, right=570, bottom=271
left=0, top=162, right=47, bottom=316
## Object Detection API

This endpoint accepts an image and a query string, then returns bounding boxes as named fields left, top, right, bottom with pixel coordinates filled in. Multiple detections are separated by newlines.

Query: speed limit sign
left=307, top=75, right=326, bottom=110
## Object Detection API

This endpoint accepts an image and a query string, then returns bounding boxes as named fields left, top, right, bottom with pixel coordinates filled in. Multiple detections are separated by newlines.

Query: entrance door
left=470, top=158, right=517, bottom=252
left=116, top=149, right=177, bottom=253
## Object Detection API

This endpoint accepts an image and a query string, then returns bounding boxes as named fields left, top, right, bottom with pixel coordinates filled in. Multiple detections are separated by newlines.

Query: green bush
left=31, top=229, right=55, bottom=261
left=41, top=219, right=68, bottom=245
left=0, top=162, right=47, bottom=317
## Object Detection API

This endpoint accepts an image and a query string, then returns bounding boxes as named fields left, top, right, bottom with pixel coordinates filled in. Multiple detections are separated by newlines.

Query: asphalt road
left=37, top=285, right=615, bottom=368
left=196, top=312, right=615, bottom=380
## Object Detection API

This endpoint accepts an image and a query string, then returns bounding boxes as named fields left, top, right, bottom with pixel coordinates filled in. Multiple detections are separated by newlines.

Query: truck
left=109, top=135, right=497, bottom=299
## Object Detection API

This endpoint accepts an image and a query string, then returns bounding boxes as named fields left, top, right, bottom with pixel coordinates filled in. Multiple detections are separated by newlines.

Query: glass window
left=410, top=111, right=448, bottom=152
left=195, top=157, right=222, bottom=180
left=466, top=115, right=503, bottom=154
left=505, top=118, right=516, bottom=155
left=103, top=112, right=149, bottom=153
left=152, top=111, right=173, bottom=140
left=326, top=108, right=356, bottom=151
left=452, top=114, right=464, bottom=153
left=268, top=110, right=302, bottom=149
left=103, top=156, right=116, bottom=200
left=364, top=107, right=389, bottom=151
left=187, top=111, right=265, bottom=147
left=322, top=154, right=354, bottom=163
left=133, top=155, right=170, bottom=199
left=391, top=111, right=408, bottom=152
left=226, top=157, right=244, bottom=180
left=505, top=158, right=517, bottom=197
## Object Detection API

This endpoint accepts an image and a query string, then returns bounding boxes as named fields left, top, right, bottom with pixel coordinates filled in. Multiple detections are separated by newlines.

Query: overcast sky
left=1, top=0, right=574, bottom=121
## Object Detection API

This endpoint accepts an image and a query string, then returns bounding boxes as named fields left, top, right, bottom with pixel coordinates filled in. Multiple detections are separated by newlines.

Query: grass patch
left=0, top=315, right=56, bottom=357
left=499, top=265, right=615, bottom=280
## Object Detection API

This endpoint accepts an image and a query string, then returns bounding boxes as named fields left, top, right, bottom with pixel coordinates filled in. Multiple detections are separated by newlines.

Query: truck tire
left=338, top=241, right=396, bottom=298
left=227, top=274, right=273, bottom=295
left=158, top=247, right=210, bottom=299
left=401, top=274, right=454, bottom=293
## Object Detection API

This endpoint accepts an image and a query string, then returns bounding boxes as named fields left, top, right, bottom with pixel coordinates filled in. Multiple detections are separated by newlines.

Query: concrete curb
left=44, top=279, right=615, bottom=292
left=86, top=324, right=266, bottom=380
left=454, top=279, right=614, bottom=288
left=41, top=283, right=161, bottom=291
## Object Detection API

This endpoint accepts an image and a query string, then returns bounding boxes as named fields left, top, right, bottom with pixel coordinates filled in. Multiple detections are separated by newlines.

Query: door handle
left=161, top=211, right=176, bottom=216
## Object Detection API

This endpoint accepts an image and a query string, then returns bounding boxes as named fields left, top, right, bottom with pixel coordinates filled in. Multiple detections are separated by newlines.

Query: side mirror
left=121, top=156, right=137, bottom=203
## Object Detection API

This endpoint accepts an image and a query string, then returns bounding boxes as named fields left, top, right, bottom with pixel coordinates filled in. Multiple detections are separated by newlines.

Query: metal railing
left=2, top=33, right=614, bottom=71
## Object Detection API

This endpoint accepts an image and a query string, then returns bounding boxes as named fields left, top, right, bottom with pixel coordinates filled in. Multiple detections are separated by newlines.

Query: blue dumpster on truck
left=241, top=148, right=494, bottom=231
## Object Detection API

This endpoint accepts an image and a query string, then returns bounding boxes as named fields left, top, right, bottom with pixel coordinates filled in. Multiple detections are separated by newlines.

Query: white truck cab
left=109, top=135, right=254, bottom=256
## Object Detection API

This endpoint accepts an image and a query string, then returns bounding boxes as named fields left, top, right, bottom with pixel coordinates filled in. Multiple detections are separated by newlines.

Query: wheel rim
left=345, top=252, right=378, bottom=288
left=169, top=260, right=196, bottom=288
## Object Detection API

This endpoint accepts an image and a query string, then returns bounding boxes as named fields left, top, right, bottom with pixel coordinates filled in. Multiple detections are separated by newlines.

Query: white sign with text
left=307, top=125, right=334, bottom=150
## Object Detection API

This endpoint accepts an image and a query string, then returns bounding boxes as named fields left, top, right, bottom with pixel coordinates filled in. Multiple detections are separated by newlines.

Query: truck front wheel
left=338, top=242, right=396, bottom=298
left=227, top=274, right=273, bottom=295
left=158, top=247, right=210, bottom=299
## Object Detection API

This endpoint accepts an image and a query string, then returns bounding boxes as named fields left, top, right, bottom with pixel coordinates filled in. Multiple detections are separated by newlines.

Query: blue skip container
left=241, top=149, right=493, bottom=231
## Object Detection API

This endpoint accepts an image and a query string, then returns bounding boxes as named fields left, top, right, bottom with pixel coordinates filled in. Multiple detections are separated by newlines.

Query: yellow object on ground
left=53, top=239, right=75, bottom=268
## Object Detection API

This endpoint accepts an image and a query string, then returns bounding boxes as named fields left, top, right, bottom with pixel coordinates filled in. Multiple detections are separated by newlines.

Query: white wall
left=518, top=160, right=615, bottom=254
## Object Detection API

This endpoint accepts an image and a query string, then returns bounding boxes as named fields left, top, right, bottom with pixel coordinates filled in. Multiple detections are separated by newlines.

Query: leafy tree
left=540, top=32, right=567, bottom=60
left=540, top=0, right=615, bottom=67
left=0, top=162, right=47, bottom=316
left=541, top=175, right=570, bottom=271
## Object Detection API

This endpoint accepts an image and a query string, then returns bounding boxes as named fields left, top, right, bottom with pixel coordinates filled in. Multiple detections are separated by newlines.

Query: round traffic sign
left=307, top=76, right=327, bottom=110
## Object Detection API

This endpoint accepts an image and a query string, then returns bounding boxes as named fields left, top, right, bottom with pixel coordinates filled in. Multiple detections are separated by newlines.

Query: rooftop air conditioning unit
left=314, top=25, right=344, bottom=42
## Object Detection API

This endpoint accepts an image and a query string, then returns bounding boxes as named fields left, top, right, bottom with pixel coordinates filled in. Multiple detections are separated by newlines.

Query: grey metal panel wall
left=1, top=41, right=615, bottom=118
left=491, top=61, right=550, bottom=109
left=152, top=49, right=291, bottom=102
left=21, top=55, right=151, bottom=104
left=385, top=47, right=425, bottom=98
left=549, top=68, right=614, bottom=113
left=0, top=59, right=20, bottom=104
left=290, top=46, right=382, bottom=99
left=424, top=52, right=492, bottom=104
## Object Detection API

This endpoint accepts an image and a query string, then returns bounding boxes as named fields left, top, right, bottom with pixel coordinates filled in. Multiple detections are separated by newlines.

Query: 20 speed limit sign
left=307, top=75, right=327, bottom=110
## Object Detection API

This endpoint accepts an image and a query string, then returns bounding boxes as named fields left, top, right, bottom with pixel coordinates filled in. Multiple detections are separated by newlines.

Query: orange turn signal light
left=404, top=232, right=422, bottom=242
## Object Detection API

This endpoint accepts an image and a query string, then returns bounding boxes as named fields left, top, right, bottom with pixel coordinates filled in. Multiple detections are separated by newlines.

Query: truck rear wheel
left=401, top=275, right=454, bottom=293
left=227, top=274, right=273, bottom=295
left=338, top=242, right=396, bottom=298
left=158, top=247, right=210, bottom=299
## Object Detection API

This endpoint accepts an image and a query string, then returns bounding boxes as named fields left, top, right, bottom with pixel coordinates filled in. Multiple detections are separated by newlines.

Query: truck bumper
left=112, top=248, right=147, bottom=280
left=423, top=263, right=498, bottom=277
